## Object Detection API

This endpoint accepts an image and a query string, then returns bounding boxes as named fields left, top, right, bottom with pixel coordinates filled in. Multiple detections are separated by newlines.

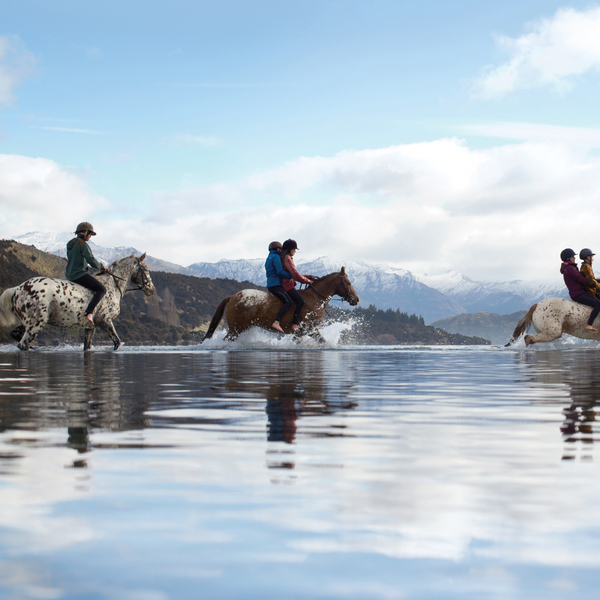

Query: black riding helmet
left=560, top=248, right=576, bottom=262
left=282, top=239, right=298, bottom=251
left=580, top=248, right=596, bottom=260
left=268, top=241, right=282, bottom=251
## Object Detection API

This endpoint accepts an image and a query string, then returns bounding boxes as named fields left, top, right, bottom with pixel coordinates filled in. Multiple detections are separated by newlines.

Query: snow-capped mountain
left=416, top=270, right=567, bottom=313
left=13, top=231, right=185, bottom=274
left=187, top=258, right=266, bottom=284
left=14, top=231, right=140, bottom=264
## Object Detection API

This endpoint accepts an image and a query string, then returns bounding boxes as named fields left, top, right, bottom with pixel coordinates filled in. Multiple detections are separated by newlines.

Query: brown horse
left=202, top=267, right=359, bottom=342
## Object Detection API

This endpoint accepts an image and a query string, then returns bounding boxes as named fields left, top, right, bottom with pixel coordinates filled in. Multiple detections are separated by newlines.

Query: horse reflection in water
left=518, top=351, right=600, bottom=461
left=0, top=353, right=149, bottom=469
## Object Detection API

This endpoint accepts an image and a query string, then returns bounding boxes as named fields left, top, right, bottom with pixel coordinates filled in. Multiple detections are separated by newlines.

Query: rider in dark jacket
left=560, top=248, right=600, bottom=331
left=66, top=222, right=107, bottom=325
left=264, top=241, right=293, bottom=333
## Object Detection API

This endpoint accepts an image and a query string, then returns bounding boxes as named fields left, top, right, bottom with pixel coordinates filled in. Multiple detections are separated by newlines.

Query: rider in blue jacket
left=265, top=241, right=292, bottom=332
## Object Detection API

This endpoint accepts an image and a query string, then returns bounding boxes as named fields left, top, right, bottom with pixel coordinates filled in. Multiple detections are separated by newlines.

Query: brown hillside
left=2, top=240, right=67, bottom=278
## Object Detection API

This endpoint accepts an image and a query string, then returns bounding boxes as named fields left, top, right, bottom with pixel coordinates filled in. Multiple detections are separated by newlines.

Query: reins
left=103, top=266, right=148, bottom=296
left=306, top=276, right=353, bottom=303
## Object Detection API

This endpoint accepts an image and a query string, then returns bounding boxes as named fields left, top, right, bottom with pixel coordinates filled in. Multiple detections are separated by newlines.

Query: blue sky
left=2, top=0, right=600, bottom=280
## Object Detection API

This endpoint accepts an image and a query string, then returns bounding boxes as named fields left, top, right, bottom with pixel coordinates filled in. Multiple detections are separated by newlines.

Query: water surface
left=1, top=342, right=599, bottom=599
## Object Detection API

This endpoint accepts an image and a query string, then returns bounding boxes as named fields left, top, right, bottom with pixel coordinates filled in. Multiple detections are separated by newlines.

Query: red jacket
left=282, top=255, right=312, bottom=291
left=560, top=261, right=589, bottom=298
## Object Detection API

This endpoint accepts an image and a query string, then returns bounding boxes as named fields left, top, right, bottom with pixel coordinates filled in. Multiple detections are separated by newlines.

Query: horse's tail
left=202, top=296, right=231, bottom=341
left=505, top=303, right=537, bottom=347
left=0, top=287, right=19, bottom=327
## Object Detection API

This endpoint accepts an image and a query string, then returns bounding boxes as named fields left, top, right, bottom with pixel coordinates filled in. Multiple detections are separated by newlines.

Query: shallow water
left=1, top=340, right=600, bottom=599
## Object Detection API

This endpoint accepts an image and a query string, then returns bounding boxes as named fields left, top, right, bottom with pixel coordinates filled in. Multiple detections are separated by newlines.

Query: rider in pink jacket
left=280, top=239, right=315, bottom=332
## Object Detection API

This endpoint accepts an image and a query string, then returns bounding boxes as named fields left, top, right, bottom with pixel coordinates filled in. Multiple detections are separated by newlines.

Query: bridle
left=338, top=277, right=354, bottom=304
left=306, top=275, right=354, bottom=304
left=104, top=263, right=151, bottom=296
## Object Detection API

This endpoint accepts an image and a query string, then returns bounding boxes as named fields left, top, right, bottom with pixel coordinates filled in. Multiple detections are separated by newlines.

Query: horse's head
left=334, top=267, right=359, bottom=306
left=131, top=253, right=155, bottom=297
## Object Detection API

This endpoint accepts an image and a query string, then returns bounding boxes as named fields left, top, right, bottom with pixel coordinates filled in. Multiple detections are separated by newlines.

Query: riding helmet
left=560, top=248, right=576, bottom=261
left=282, top=239, right=298, bottom=251
left=268, top=241, right=282, bottom=251
left=75, top=222, right=96, bottom=236
left=580, top=248, right=595, bottom=260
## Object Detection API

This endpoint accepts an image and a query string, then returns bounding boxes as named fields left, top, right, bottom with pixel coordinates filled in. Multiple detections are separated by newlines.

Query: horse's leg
left=307, top=328, right=326, bottom=344
left=16, top=304, right=50, bottom=350
left=524, top=324, right=563, bottom=346
left=10, top=324, right=25, bottom=342
left=84, top=328, right=96, bottom=351
left=98, top=319, right=122, bottom=350
left=17, top=325, right=43, bottom=351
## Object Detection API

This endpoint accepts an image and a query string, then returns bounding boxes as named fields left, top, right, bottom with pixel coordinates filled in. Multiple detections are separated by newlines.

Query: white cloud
left=7, top=135, right=600, bottom=281
left=473, top=6, right=600, bottom=98
left=94, top=137, right=600, bottom=281
left=0, top=35, right=35, bottom=107
left=0, top=154, right=111, bottom=235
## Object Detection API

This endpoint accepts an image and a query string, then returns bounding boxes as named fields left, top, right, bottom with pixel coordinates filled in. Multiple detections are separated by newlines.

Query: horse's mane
left=108, top=253, right=138, bottom=269
left=312, top=270, right=343, bottom=284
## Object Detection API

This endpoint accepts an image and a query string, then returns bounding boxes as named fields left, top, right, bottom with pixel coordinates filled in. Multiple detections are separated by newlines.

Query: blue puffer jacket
left=265, top=250, right=292, bottom=287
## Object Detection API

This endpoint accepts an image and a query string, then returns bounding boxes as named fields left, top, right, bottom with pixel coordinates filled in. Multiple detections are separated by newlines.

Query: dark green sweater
left=65, top=238, right=104, bottom=280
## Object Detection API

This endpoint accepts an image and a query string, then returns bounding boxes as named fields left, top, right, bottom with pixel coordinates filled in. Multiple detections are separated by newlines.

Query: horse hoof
left=113, top=342, right=123, bottom=351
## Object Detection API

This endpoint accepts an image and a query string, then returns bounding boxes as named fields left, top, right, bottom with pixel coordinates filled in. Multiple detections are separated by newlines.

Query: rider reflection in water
left=66, top=222, right=107, bottom=325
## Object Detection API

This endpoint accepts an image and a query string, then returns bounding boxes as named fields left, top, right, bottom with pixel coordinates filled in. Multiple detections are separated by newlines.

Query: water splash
left=503, top=333, right=600, bottom=351
left=200, top=318, right=358, bottom=350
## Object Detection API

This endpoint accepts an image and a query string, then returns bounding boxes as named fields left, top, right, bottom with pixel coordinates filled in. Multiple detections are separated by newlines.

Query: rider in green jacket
left=65, top=222, right=107, bottom=324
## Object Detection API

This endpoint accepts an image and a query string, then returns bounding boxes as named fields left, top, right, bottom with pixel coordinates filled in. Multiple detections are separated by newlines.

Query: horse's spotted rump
left=239, top=289, right=269, bottom=309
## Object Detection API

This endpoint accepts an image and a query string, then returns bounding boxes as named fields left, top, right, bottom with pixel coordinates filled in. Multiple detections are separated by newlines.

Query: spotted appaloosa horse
left=506, top=297, right=600, bottom=347
left=202, top=267, right=359, bottom=343
left=0, top=253, right=155, bottom=351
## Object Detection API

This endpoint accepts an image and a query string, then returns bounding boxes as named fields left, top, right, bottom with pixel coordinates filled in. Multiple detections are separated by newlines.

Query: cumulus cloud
left=0, top=154, right=111, bottom=235
left=0, top=35, right=35, bottom=107
left=7, top=135, right=600, bottom=281
left=473, top=6, right=600, bottom=98
left=95, top=137, right=600, bottom=281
